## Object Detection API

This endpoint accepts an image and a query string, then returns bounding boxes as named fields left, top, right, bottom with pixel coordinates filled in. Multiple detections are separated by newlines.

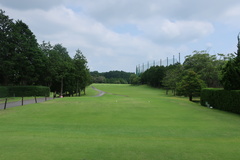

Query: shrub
left=201, top=88, right=240, bottom=114
left=0, top=86, right=50, bottom=97
left=0, top=86, right=9, bottom=97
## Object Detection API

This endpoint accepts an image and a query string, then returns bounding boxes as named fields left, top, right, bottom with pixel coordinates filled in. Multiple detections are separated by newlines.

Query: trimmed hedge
left=0, top=86, right=9, bottom=98
left=201, top=88, right=240, bottom=114
left=0, top=86, right=50, bottom=97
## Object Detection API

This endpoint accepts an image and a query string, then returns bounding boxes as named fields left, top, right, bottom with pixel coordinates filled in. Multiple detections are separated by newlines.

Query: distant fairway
left=0, top=84, right=240, bottom=160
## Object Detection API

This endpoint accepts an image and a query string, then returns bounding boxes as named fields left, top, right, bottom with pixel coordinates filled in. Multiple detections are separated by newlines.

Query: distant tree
left=129, top=74, right=140, bottom=85
left=141, top=66, right=165, bottom=87
left=221, top=34, right=240, bottom=90
left=177, top=70, right=206, bottom=101
left=91, top=71, right=133, bottom=84
left=73, top=49, right=91, bottom=95
left=49, top=44, right=72, bottom=96
left=162, top=63, right=183, bottom=95
left=38, top=41, right=54, bottom=86
left=183, top=50, right=223, bottom=87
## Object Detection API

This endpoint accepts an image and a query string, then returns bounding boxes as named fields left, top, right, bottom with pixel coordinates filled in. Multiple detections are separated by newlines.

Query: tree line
left=130, top=38, right=240, bottom=101
left=91, top=70, right=134, bottom=84
left=0, top=9, right=91, bottom=96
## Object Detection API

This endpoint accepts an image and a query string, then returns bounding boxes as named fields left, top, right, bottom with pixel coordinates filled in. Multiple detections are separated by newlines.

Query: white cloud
left=1, top=0, right=240, bottom=72
left=0, top=0, right=64, bottom=10
left=136, top=18, right=214, bottom=43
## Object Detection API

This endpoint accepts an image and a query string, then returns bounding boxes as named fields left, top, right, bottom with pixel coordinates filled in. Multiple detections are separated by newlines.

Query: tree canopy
left=221, top=34, right=240, bottom=90
left=0, top=9, right=91, bottom=96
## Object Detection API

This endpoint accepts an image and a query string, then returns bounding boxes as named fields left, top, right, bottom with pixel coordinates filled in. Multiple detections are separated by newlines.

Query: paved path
left=91, top=86, right=106, bottom=97
left=0, top=97, right=54, bottom=110
left=91, top=86, right=128, bottom=97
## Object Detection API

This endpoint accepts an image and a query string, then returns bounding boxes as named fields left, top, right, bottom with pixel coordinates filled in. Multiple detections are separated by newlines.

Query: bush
left=0, top=86, right=9, bottom=97
left=0, top=86, right=50, bottom=97
left=201, top=88, right=240, bottom=114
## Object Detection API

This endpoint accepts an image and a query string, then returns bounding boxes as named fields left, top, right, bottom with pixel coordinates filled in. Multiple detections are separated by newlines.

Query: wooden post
left=22, top=97, right=24, bottom=106
left=4, top=98, right=7, bottom=110
left=35, top=96, right=37, bottom=103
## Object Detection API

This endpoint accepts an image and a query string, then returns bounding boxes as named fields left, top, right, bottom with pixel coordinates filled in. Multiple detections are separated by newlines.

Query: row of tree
left=130, top=44, right=240, bottom=101
left=0, top=9, right=91, bottom=96
left=91, top=71, right=133, bottom=84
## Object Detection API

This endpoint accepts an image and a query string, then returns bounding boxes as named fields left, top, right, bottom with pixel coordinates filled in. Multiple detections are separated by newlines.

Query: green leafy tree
left=141, top=66, right=165, bottom=87
left=221, top=34, right=240, bottom=90
left=73, top=49, right=91, bottom=95
left=12, top=20, right=43, bottom=85
left=177, top=70, right=206, bottom=101
left=162, top=63, right=183, bottom=95
left=0, top=9, right=15, bottom=85
left=129, top=74, right=140, bottom=85
left=183, top=51, right=223, bottom=87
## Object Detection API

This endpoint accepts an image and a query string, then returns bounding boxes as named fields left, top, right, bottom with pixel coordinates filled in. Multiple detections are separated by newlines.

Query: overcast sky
left=1, top=0, right=240, bottom=72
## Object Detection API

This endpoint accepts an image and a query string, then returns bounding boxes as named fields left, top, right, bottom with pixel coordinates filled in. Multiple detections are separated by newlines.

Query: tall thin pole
left=167, top=57, right=168, bottom=66
left=173, top=55, right=175, bottom=64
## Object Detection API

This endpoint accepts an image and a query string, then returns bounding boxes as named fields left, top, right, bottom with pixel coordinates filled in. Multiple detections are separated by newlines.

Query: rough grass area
left=0, top=84, right=239, bottom=160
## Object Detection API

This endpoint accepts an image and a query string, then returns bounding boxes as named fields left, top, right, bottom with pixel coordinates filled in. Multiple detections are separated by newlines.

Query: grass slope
left=0, top=84, right=239, bottom=160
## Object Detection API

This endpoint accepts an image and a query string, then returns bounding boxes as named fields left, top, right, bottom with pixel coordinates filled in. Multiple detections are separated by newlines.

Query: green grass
left=0, top=84, right=240, bottom=160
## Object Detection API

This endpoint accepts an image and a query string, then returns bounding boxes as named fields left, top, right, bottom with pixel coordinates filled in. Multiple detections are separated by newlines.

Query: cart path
left=91, top=86, right=106, bottom=97
left=91, top=86, right=128, bottom=97
left=0, top=97, right=54, bottom=110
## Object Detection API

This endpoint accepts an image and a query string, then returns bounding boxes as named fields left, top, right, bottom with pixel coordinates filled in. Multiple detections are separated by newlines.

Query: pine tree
left=221, top=34, right=240, bottom=90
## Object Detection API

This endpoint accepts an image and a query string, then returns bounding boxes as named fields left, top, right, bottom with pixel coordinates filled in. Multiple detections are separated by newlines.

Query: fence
left=0, top=96, right=54, bottom=110
left=136, top=53, right=181, bottom=75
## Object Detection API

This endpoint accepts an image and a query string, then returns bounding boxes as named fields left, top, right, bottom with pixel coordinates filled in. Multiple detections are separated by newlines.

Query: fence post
left=35, top=96, right=37, bottom=103
left=4, top=98, right=7, bottom=110
left=22, top=97, right=23, bottom=106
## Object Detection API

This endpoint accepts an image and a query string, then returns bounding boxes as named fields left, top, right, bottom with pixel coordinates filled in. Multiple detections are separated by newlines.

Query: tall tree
left=49, top=44, right=72, bottom=96
left=162, top=63, right=183, bottom=95
left=221, top=34, right=240, bottom=90
left=73, top=49, right=90, bottom=95
left=0, top=9, right=15, bottom=85
left=12, top=20, right=43, bottom=85
left=141, top=66, right=165, bottom=87
left=183, top=50, right=223, bottom=87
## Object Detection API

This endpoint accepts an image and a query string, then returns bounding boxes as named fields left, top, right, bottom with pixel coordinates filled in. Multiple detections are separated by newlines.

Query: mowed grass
left=0, top=84, right=240, bottom=160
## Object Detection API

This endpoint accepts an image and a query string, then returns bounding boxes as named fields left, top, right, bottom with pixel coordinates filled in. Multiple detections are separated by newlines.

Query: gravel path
left=0, top=97, right=54, bottom=110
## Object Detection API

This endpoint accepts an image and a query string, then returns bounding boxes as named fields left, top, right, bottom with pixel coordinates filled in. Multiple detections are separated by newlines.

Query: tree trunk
left=166, top=89, right=168, bottom=95
left=60, top=77, right=63, bottom=97
left=189, top=94, right=193, bottom=101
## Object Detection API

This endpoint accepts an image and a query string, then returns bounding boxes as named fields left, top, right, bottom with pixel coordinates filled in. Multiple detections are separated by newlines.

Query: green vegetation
left=221, top=34, right=240, bottom=90
left=1, top=84, right=240, bottom=160
left=91, top=70, right=133, bottom=84
left=201, top=88, right=240, bottom=114
left=0, top=10, right=91, bottom=96
left=177, top=71, right=206, bottom=101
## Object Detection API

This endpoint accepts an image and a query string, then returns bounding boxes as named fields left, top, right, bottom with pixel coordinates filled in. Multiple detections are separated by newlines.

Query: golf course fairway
left=0, top=84, right=239, bottom=160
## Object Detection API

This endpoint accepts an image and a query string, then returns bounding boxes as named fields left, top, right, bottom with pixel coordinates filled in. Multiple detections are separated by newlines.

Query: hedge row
left=201, top=88, right=240, bottom=114
left=0, top=86, right=8, bottom=98
left=0, top=86, right=50, bottom=97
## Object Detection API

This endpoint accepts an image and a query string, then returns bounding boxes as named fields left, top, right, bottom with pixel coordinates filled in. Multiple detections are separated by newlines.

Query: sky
left=1, top=0, right=240, bottom=72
